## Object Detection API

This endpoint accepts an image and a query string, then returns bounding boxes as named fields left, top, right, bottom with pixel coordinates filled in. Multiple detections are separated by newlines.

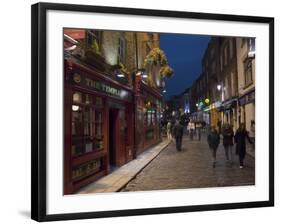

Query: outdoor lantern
left=217, top=84, right=222, bottom=91
left=205, top=98, right=210, bottom=104
left=142, top=72, right=148, bottom=78
left=117, top=73, right=125, bottom=78
left=72, top=105, right=80, bottom=111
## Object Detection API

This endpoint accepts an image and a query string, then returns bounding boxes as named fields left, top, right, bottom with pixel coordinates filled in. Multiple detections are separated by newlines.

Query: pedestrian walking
left=188, top=120, right=195, bottom=140
left=166, top=121, right=173, bottom=141
left=222, top=123, right=234, bottom=162
left=173, top=120, right=184, bottom=151
left=207, top=126, right=220, bottom=168
left=234, top=123, right=253, bottom=168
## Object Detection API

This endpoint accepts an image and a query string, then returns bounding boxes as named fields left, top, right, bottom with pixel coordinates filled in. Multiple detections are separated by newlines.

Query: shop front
left=135, top=77, right=162, bottom=155
left=64, top=59, right=134, bottom=194
left=207, top=101, right=222, bottom=129
left=222, top=97, right=238, bottom=130
left=238, top=89, right=255, bottom=131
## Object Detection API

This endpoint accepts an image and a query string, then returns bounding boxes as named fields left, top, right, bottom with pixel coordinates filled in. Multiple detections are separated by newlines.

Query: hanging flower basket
left=160, top=65, right=174, bottom=78
left=144, top=48, right=168, bottom=67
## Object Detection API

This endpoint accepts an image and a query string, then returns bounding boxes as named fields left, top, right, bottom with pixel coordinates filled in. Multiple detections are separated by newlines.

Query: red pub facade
left=64, top=58, right=137, bottom=194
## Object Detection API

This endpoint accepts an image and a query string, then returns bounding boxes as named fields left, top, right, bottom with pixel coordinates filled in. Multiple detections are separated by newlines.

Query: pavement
left=77, top=139, right=171, bottom=194
left=121, top=133, right=255, bottom=192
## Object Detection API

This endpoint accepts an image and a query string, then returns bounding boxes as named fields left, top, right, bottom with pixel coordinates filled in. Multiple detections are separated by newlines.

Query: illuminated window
left=71, top=92, right=104, bottom=157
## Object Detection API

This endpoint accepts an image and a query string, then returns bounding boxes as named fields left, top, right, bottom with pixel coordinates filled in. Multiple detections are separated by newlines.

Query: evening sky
left=160, top=33, right=210, bottom=99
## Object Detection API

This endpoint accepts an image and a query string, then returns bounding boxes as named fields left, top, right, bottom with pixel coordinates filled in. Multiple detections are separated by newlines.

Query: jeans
left=239, top=155, right=245, bottom=166
left=224, top=145, right=233, bottom=161
left=176, top=136, right=182, bottom=151
left=210, top=147, right=217, bottom=162
left=189, top=129, right=194, bottom=140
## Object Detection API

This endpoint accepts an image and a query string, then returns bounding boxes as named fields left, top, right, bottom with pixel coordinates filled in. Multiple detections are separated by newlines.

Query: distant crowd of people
left=164, top=119, right=255, bottom=169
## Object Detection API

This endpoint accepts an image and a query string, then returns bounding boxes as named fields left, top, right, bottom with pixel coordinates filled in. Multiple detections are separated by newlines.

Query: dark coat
left=173, top=123, right=183, bottom=138
left=207, top=130, right=220, bottom=149
left=222, top=127, right=234, bottom=146
left=234, top=129, right=252, bottom=157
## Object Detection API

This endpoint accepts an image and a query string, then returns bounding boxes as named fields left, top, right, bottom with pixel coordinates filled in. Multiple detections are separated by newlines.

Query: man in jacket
left=207, top=126, right=220, bottom=168
left=234, top=123, right=253, bottom=168
left=222, top=123, right=234, bottom=162
left=173, top=120, right=184, bottom=151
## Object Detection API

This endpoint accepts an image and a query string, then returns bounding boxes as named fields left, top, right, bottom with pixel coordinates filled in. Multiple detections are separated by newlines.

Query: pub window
left=151, top=110, right=156, bottom=125
left=143, top=110, right=147, bottom=126
left=71, top=92, right=104, bottom=157
left=145, top=108, right=156, bottom=126
left=147, top=110, right=152, bottom=126
left=244, top=59, right=253, bottom=86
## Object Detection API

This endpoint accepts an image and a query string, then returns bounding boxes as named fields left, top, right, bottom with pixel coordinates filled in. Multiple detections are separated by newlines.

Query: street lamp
left=217, top=82, right=225, bottom=125
left=217, top=83, right=224, bottom=102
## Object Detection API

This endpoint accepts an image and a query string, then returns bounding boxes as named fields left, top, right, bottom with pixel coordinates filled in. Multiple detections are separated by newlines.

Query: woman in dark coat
left=222, top=123, right=234, bottom=162
left=207, top=126, right=220, bottom=168
left=234, top=123, right=252, bottom=168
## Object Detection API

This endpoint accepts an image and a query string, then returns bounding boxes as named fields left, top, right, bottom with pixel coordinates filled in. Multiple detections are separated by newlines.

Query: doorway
left=109, top=109, right=118, bottom=172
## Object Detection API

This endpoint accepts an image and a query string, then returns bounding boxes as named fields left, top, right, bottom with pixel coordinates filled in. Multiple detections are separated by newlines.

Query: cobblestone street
left=121, top=134, right=255, bottom=192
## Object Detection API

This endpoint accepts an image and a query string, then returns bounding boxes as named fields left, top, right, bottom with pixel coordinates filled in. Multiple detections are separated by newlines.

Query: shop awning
left=222, top=97, right=238, bottom=110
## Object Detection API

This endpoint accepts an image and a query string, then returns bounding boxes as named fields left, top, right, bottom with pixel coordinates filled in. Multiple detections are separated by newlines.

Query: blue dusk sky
left=160, top=33, right=211, bottom=99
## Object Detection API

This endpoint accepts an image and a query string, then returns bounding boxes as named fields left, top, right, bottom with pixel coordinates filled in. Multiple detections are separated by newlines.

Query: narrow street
left=121, top=133, right=255, bottom=192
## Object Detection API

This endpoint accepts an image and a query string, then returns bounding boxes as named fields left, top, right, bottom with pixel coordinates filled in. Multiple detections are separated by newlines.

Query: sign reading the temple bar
left=71, top=73, right=132, bottom=102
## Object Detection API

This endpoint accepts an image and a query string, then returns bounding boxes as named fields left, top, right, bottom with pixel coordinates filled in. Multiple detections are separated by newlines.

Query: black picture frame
left=31, top=2, right=274, bottom=222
